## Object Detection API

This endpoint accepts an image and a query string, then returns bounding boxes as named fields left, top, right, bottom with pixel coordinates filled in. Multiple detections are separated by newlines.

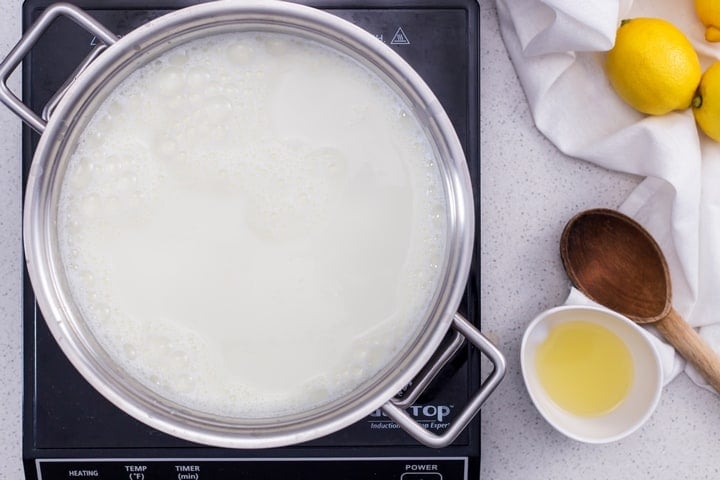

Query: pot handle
left=0, top=3, right=117, bottom=133
left=381, top=313, right=505, bottom=448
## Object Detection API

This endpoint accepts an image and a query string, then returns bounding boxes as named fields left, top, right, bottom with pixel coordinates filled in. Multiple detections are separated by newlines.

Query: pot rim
left=23, top=0, right=475, bottom=448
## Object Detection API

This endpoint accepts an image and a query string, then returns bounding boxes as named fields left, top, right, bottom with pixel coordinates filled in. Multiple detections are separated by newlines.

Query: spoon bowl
left=560, top=208, right=670, bottom=323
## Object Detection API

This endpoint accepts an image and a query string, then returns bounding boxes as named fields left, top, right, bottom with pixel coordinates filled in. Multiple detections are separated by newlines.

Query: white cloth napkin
left=496, top=0, right=720, bottom=392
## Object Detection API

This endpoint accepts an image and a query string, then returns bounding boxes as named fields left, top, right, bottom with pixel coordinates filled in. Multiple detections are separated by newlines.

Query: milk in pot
left=57, top=32, right=448, bottom=418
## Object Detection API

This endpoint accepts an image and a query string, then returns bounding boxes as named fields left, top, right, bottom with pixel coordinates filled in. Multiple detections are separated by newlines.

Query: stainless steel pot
left=0, top=1, right=505, bottom=449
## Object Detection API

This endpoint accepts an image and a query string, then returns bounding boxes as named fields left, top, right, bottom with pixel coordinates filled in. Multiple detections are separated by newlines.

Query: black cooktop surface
left=20, top=1, right=479, bottom=479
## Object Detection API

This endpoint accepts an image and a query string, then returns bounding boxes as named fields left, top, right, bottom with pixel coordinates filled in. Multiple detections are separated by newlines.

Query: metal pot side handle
left=381, top=313, right=506, bottom=449
left=0, top=2, right=117, bottom=133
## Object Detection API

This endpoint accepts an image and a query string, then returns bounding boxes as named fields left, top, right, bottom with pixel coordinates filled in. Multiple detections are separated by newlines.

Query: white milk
left=58, top=32, right=448, bottom=418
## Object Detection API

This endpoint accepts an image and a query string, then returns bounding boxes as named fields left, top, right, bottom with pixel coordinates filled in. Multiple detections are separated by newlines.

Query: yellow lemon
left=695, top=0, right=720, bottom=42
left=605, top=18, right=701, bottom=115
left=693, top=61, right=720, bottom=141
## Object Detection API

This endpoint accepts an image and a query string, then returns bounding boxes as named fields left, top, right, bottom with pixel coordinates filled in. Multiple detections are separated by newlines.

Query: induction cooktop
left=19, top=1, right=480, bottom=479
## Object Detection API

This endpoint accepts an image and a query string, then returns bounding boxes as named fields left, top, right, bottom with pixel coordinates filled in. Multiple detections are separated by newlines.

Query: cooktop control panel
left=36, top=457, right=467, bottom=480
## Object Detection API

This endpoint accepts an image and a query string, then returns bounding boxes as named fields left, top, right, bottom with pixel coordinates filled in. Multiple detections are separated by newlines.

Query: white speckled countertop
left=0, top=0, right=24, bottom=478
left=480, top=0, right=720, bottom=479
left=3, top=1, right=719, bottom=479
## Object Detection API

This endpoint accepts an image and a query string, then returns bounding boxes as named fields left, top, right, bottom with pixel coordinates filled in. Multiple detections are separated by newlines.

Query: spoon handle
left=655, top=307, right=720, bottom=394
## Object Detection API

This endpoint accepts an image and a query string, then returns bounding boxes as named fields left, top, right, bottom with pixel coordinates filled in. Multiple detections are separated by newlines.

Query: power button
left=401, top=473, right=442, bottom=480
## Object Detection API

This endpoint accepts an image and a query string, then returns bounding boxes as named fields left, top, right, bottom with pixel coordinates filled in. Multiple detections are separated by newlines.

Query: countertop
left=3, top=1, right=719, bottom=479
left=479, top=0, right=720, bottom=479
left=0, top=0, right=25, bottom=478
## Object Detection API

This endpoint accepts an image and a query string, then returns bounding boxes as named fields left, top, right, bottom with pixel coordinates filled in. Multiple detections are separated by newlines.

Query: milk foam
left=58, top=32, right=448, bottom=418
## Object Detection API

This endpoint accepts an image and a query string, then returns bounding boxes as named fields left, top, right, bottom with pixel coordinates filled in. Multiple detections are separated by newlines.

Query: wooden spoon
left=560, top=208, right=720, bottom=394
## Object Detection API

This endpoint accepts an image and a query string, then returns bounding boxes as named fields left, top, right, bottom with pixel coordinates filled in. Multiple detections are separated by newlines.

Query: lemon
left=695, top=0, right=720, bottom=42
left=605, top=18, right=701, bottom=115
left=693, top=61, right=720, bottom=141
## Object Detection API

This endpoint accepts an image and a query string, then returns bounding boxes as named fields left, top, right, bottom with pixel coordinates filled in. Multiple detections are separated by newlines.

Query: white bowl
left=521, top=305, right=663, bottom=444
